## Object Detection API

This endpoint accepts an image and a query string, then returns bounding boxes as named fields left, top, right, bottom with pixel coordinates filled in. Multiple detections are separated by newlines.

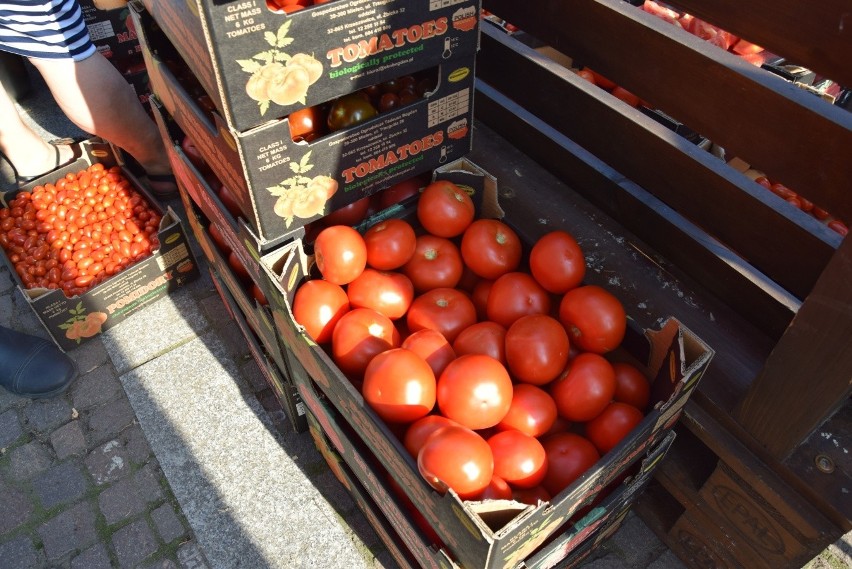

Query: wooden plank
left=476, top=26, right=833, bottom=309
left=735, top=237, right=852, bottom=459
left=668, top=505, right=763, bottom=569
left=481, top=0, right=852, bottom=223
left=664, top=0, right=852, bottom=88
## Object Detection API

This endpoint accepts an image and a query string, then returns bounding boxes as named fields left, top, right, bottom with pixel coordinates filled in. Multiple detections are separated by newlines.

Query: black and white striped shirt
left=0, top=0, right=95, bottom=61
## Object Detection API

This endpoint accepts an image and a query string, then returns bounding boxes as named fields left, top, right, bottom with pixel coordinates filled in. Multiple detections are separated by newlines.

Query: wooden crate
left=471, top=0, right=851, bottom=566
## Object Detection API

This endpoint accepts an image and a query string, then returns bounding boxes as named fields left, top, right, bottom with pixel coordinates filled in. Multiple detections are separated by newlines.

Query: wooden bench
left=467, top=1, right=851, bottom=566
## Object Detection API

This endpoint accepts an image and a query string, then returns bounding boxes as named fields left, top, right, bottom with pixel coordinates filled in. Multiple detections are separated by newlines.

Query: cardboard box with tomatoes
left=79, top=0, right=143, bottom=73
left=134, top=3, right=476, bottom=249
left=134, top=0, right=480, bottom=133
left=252, top=158, right=714, bottom=569
left=0, top=139, right=199, bottom=351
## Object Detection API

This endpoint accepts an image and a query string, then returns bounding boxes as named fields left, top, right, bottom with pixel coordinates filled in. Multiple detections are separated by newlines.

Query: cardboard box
left=209, top=268, right=308, bottom=434
left=0, top=140, right=199, bottom=351
left=257, top=158, right=715, bottom=569
left=135, top=0, right=480, bottom=132
left=79, top=0, right=142, bottom=71
left=137, top=6, right=476, bottom=247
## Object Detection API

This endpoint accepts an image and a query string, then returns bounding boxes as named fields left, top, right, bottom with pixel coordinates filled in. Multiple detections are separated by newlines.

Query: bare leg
left=28, top=52, right=173, bottom=180
left=0, top=81, right=74, bottom=177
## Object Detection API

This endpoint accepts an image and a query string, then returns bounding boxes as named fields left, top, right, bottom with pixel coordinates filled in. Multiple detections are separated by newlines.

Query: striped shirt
left=0, top=0, right=95, bottom=61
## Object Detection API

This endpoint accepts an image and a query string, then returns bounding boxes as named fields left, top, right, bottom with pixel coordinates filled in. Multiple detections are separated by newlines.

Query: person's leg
left=28, top=51, right=175, bottom=190
left=0, top=80, right=76, bottom=178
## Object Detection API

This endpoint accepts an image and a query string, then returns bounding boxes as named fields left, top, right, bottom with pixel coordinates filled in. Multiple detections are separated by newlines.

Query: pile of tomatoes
left=292, top=179, right=652, bottom=504
left=0, top=163, right=162, bottom=297
left=266, top=0, right=336, bottom=14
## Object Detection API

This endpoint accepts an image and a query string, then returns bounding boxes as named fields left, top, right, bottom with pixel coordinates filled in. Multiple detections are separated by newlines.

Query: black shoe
left=0, top=326, right=78, bottom=399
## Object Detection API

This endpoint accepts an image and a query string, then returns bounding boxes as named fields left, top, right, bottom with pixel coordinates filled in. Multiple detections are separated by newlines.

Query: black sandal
left=3, top=138, right=83, bottom=188
left=140, top=172, right=180, bottom=200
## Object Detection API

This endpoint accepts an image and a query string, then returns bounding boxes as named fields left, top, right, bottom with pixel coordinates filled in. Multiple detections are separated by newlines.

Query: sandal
left=140, top=172, right=180, bottom=201
left=3, top=138, right=83, bottom=188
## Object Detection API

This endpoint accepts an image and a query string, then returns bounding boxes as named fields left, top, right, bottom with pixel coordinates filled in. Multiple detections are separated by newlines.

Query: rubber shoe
left=0, top=327, right=77, bottom=399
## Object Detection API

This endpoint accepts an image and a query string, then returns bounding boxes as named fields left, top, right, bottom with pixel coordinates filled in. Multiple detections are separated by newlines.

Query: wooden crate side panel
left=668, top=506, right=753, bottom=569
left=476, top=25, right=839, bottom=303
left=481, top=0, right=852, bottom=223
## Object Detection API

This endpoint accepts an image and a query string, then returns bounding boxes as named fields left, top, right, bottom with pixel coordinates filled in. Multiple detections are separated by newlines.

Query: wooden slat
left=735, top=237, right=852, bottom=459
left=665, top=0, right=852, bottom=88
left=476, top=25, right=839, bottom=302
left=481, top=0, right=852, bottom=224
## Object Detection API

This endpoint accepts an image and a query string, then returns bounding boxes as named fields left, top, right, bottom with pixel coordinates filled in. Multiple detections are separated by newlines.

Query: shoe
left=0, top=326, right=78, bottom=399
left=140, top=172, right=179, bottom=200
left=0, top=138, right=83, bottom=188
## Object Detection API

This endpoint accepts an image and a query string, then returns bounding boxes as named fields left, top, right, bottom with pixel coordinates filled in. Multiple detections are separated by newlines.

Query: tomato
left=585, top=68, right=617, bottom=90
left=363, top=218, right=417, bottom=270
left=327, top=93, right=378, bottom=131
left=460, top=219, right=522, bottom=280
left=828, top=220, right=848, bottom=237
left=612, top=362, right=651, bottom=411
left=417, top=180, right=475, bottom=238
left=452, top=321, right=507, bottom=365
left=770, top=183, right=797, bottom=201
left=576, top=69, right=596, bottom=84
left=529, top=230, right=585, bottom=294
left=288, top=105, right=326, bottom=142
left=207, top=224, right=231, bottom=256
left=487, top=430, right=548, bottom=489
left=470, top=278, right=493, bottom=320
left=505, top=314, right=570, bottom=386
left=497, top=384, right=558, bottom=438
left=478, top=475, right=513, bottom=500
left=313, top=225, right=367, bottom=285
left=611, top=86, right=640, bottom=107
left=322, top=195, right=371, bottom=226
left=227, top=251, right=251, bottom=284
left=218, top=185, right=243, bottom=219
left=512, top=485, right=551, bottom=506
left=436, top=354, right=513, bottom=430
left=402, top=234, right=463, bottom=293
left=180, top=134, right=209, bottom=174
left=540, top=432, right=600, bottom=496
left=362, top=348, right=436, bottom=423
left=550, top=353, right=616, bottom=422
left=417, top=425, right=493, bottom=500
left=375, top=175, right=424, bottom=209
left=558, top=285, right=626, bottom=354
left=585, top=402, right=644, bottom=454
left=486, top=272, right=551, bottom=329
left=406, top=287, right=476, bottom=344
left=402, top=329, right=456, bottom=378
left=403, top=414, right=461, bottom=457
left=731, top=38, right=764, bottom=55
left=331, top=307, right=401, bottom=379
left=251, top=282, right=268, bottom=306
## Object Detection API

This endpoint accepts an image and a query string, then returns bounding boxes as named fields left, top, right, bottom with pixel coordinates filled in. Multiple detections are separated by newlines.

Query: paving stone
left=176, top=540, right=210, bottom=569
left=71, top=542, right=113, bottom=569
left=70, top=365, right=123, bottom=411
left=647, top=549, right=688, bottom=569
left=197, top=294, right=227, bottom=329
left=239, top=357, right=268, bottom=393
left=0, top=480, right=34, bottom=534
left=151, top=503, right=186, bottom=544
left=99, top=465, right=163, bottom=525
left=113, top=518, right=158, bottom=568
left=136, top=463, right=165, bottom=502
left=0, top=533, right=42, bottom=569
left=38, top=501, right=98, bottom=562
left=123, top=423, right=153, bottom=464
left=141, top=559, right=180, bottom=569
left=0, top=294, right=13, bottom=329
left=33, top=460, right=89, bottom=510
left=23, top=397, right=72, bottom=433
left=85, top=439, right=130, bottom=485
left=50, top=420, right=87, bottom=459
left=87, top=397, right=135, bottom=445
left=69, top=339, right=110, bottom=375
left=0, top=389, right=24, bottom=413
left=0, top=407, right=22, bottom=448
left=578, top=553, right=632, bottom=569
left=7, top=439, right=53, bottom=481
left=608, top=513, right=664, bottom=568
left=217, top=320, right=250, bottom=359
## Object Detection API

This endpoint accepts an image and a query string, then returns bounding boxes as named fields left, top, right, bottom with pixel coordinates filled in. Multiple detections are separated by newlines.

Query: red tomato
left=227, top=251, right=251, bottom=284
left=322, top=196, right=371, bottom=226
left=417, top=425, right=493, bottom=500
left=471, top=278, right=493, bottom=320
left=416, top=180, right=475, bottom=238
left=496, top=383, right=558, bottom=438
left=452, top=321, right=507, bottom=365
left=612, top=362, right=651, bottom=411
left=218, top=185, right=243, bottom=219
left=550, top=353, right=616, bottom=422
left=828, top=220, right=848, bottom=237
left=406, top=287, right=476, bottom=344
left=529, top=230, right=586, bottom=294
left=363, top=218, right=417, bottom=270
left=558, top=285, right=626, bottom=354
left=585, top=68, right=617, bottom=90
left=181, top=134, right=209, bottom=174
left=576, top=69, right=596, bottom=84
left=375, top=175, right=424, bottom=209
left=611, top=86, right=640, bottom=107
left=770, top=183, right=797, bottom=201
left=512, top=485, right=552, bottom=506
left=460, top=219, right=522, bottom=280
left=402, top=329, right=456, bottom=378
left=250, top=283, right=268, bottom=306
left=585, top=402, right=644, bottom=454
left=331, top=307, right=400, bottom=379
left=288, top=105, right=326, bottom=142
left=403, top=414, right=461, bottom=457
left=487, top=430, right=548, bottom=489
left=437, top=354, right=513, bottom=430
left=362, top=348, right=436, bottom=423
left=207, top=223, right=231, bottom=256
left=478, top=475, right=513, bottom=500
left=314, top=225, right=367, bottom=285
left=505, top=314, right=570, bottom=385
left=540, top=432, right=600, bottom=496
left=402, top=234, right=463, bottom=293
left=346, top=268, right=413, bottom=320
left=487, top=272, right=551, bottom=329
